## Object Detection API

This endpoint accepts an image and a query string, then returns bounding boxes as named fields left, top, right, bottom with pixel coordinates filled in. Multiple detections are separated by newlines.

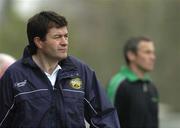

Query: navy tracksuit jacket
left=0, top=48, right=120, bottom=128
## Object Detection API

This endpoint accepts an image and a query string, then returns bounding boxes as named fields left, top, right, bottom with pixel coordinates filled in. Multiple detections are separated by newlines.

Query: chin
left=59, top=54, right=68, bottom=60
left=146, top=67, right=154, bottom=72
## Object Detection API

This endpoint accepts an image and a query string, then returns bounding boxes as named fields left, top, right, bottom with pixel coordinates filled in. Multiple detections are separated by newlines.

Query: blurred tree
left=0, top=0, right=11, bottom=23
left=0, top=0, right=26, bottom=58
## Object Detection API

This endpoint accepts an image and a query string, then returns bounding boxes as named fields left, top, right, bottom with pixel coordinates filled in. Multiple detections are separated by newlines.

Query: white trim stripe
left=84, top=98, right=98, bottom=115
left=0, top=89, right=49, bottom=126
left=91, top=119, right=100, bottom=128
left=0, top=101, right=15, bottom=127
left=14, top=89, right=49, bottom=98
left=84, top=98, right=100, bottom=127
left=62, top=89, right=85, bottom=94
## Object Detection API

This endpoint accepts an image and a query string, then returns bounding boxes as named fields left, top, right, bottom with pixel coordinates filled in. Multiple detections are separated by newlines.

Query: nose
left=151, top=53, right=156, bottom=61
left=60, top=36, right=68, bottom=45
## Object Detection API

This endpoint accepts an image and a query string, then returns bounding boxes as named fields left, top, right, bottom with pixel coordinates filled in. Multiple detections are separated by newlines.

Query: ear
left=33, top=37, right=43, bottom=49
left=127, top=51, right=136, bottom=62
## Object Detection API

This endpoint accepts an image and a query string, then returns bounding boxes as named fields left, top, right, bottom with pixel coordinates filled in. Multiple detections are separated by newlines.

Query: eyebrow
left=52, top=33, right=68, bottom=37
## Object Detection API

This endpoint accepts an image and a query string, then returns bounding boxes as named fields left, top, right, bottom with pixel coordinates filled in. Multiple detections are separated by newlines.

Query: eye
left=53, top=35, right=61, bottom=39
left=64, top=34, right=68, bottom=38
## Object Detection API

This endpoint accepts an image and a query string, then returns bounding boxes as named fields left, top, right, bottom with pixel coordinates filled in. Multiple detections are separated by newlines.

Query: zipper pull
left=143, top=83, right=148, bottom=92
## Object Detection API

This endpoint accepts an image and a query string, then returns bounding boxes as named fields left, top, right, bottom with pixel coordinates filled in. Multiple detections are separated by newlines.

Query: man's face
left=133, top=41, right=156, bottom=72
left=39, top=26, right=68, bottom=61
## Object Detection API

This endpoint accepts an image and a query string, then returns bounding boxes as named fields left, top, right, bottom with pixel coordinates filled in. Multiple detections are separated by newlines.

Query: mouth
left=58, top=48, right=67, bottom=53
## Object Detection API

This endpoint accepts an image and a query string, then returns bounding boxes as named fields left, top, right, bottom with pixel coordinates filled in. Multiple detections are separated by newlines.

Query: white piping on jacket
left=14, top=89, right=48, bottom=98
left=0, top=101, right=15, bottom=127
left=84, top=98, right=100, bottom=128
left=0, top=89, right=49, bottom=127
left=62, top=89, right=85, bottom=94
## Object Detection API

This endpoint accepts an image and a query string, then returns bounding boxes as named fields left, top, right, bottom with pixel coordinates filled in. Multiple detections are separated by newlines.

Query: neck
left=32, top=54, right=59, bottom=74
left=129, top=64, right=146, bottom=79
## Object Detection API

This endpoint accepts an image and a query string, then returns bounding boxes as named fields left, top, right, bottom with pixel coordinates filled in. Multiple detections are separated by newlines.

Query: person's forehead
left=48, top=26, right=68, bottom=33
left=138, top=41, right=154, bottom=49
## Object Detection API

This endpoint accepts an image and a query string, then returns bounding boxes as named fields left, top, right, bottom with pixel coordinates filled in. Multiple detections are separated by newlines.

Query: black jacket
left=109, top=66, right=158, bottom=128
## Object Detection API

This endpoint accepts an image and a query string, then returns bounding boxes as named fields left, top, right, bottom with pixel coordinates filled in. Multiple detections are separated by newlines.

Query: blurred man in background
left=0, top=53, right=15, bottom=78
left=107, top=36, right=159, bottom=128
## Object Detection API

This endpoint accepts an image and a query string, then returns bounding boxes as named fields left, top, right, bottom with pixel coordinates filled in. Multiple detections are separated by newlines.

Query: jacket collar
left=120, top=65, right=151, bottom=82
left=60, top=56, right=77, bottom=71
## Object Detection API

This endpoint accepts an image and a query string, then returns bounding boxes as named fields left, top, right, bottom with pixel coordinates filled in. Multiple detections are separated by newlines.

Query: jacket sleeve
left=84, top=70, right=120, bottom=128
left=0, top=70, right=14, bottom=127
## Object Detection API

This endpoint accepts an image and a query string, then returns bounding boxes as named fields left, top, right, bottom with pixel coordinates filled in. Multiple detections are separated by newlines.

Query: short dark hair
left=27, top=11, right=68, bottom=54
left=123, top=36, right=153, bottom=65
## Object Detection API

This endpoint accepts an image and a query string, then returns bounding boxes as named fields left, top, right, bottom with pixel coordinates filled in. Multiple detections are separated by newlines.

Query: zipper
left=143, top=83, right=148, bottom=92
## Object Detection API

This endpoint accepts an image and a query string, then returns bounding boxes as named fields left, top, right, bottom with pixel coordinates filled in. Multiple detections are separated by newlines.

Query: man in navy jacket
left=0, top=11, right=120, bottom=128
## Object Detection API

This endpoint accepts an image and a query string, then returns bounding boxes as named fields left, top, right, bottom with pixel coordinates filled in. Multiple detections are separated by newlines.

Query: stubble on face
left=135, top=41, right=156, bottom=73
left=42, top=27, right=69, bottom=61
